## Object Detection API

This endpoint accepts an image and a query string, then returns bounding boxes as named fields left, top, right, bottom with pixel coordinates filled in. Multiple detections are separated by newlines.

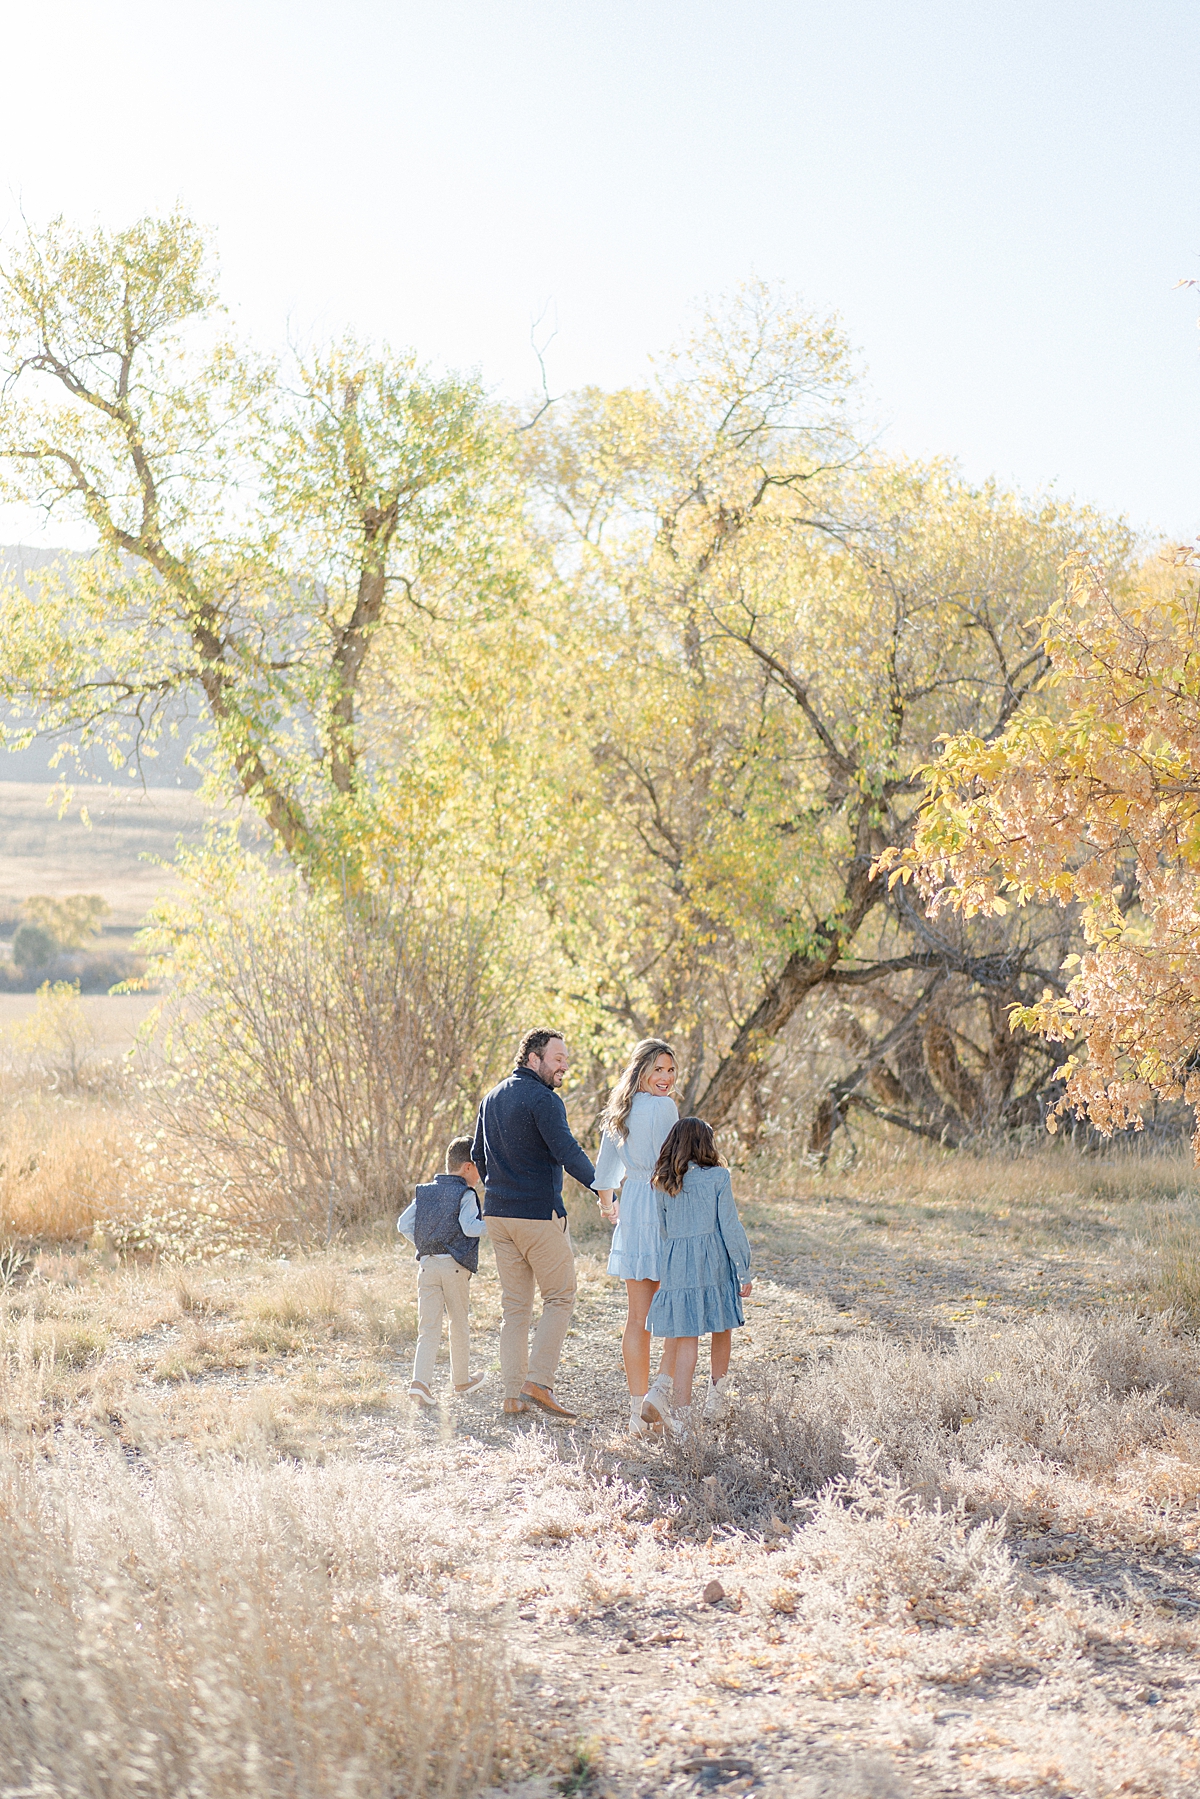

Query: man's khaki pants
left=412, top=1256, right=473, bottom=1389
left=486, top=1214, right=577, bottom=1398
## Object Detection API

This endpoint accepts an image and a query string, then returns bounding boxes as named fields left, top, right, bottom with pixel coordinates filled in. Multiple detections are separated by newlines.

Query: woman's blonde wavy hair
left=599, top=1038, right=676, bottom=1142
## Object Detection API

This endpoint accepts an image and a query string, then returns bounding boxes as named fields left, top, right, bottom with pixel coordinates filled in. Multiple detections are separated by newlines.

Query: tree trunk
left=695, top=836, right=883, bottom=1128
left=923, top=1018, right=984, bottom=1126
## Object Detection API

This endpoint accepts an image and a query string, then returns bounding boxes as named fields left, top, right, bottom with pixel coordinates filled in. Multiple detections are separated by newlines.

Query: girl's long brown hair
left=651, top=1117, right=725, bottom=1196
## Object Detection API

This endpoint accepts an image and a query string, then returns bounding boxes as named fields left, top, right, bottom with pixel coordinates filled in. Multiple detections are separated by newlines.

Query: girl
left=646, top=1117, right=752, bottom=1433
left=593, top=1038, right=681, bottom=1436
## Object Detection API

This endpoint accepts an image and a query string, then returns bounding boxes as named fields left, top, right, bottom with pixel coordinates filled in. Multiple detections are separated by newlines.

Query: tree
left=895, top=545, right=1200, bottom=1150
left=0, top=214, right=508, bottom=874
left=23, top=894, right=110, bottom=949
left=522, top=287, right=1128, bottom=1142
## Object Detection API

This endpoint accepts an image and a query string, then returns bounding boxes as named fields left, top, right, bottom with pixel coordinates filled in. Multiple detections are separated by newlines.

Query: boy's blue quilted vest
left=412, top=1175, right=480, bottom=1273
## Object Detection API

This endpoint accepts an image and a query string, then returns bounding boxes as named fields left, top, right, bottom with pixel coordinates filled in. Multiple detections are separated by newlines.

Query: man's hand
left=740, top=1280, right=753, bottom=1298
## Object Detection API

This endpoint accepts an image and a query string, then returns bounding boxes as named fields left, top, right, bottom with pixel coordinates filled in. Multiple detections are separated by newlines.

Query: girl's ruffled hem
left=647, top=1284, right=744, bottom=1337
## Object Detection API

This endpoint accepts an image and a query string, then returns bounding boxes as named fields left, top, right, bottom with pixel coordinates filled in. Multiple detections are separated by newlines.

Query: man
left=471, top=1028, right=596, bottom=1420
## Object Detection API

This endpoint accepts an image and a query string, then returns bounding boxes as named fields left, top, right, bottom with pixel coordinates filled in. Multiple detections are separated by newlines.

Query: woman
left=594, top=1037, right=681, bottom=1436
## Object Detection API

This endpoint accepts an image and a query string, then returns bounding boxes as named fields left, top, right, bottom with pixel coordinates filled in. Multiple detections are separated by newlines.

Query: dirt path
left=315, top=1179, right=1200, bottom=1799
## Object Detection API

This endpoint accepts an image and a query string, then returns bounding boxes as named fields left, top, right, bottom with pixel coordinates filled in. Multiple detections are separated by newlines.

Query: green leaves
left=0, top=213, right=522, bottom=877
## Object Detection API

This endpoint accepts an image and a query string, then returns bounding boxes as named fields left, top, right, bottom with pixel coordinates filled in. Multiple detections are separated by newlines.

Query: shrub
left=7, top=979, right=105, bottom=1089
left=631, top=1314, right=1200, bottom=1532
left=11, top=920, right=58, bottom=971
left=150, top=866, right=520, bottom=1227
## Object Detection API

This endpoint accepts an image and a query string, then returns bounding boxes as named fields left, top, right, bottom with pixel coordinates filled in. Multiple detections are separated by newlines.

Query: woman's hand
left=740, top=1280, right=753, bottom=1298
left=597, top=1189, right=618, bottom=1224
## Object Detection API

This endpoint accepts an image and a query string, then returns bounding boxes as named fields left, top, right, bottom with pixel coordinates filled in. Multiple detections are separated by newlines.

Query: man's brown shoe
left=520, top=1382, right=577, bottom=1421
left=502, top=1397, right=530, bottom=1415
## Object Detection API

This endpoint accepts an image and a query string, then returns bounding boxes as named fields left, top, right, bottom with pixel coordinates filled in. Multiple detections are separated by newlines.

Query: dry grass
left=0, top=1447, right=511, bottom=1799
left=1126, top=1201, right=1200, bottom=1317
left=743, top=1125, right=1199, bottom=1212
left=0, top=1096, right=132, bottom=1240
left=2, top=1128, right=1200, bottom=1793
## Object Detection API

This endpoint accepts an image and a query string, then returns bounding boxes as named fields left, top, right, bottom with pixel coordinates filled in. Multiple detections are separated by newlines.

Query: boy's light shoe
left=454, top=1371, right=488, bottom=1396
left=703, top=1375, right=733, bottom=1424
left=407, top=1381, right=437, bottom=1408
left=641, top=1374, right=674, bottom=1430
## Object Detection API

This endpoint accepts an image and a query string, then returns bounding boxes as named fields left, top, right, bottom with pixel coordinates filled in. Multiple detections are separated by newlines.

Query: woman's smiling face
left=641, top=1052, right=676, bottom=1096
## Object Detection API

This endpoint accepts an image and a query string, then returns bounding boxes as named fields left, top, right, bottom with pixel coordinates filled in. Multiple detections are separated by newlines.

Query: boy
left=397, top=1137, right=489, bottom=1406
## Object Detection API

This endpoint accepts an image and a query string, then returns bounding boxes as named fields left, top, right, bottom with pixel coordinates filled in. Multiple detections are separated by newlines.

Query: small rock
left=702, top=1578, right=726, bottom=1605
left=680, top=1755, right=756, bottom=1791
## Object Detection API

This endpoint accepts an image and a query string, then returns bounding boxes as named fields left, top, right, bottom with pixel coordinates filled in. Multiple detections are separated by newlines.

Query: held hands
left=597, top=1190, right=618, bottom=1224
left=740, top=1281, right=753, bottom=1298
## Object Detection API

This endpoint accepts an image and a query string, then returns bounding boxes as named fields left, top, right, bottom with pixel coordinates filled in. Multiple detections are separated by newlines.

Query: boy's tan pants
left=412, top=1256, right=472, bottom=1389
left=485, top=1214, right=576, bottom=1398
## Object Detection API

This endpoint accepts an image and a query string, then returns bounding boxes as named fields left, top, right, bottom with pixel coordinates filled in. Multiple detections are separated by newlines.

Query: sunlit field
left=4, top=1103, right=1200, bottom=1798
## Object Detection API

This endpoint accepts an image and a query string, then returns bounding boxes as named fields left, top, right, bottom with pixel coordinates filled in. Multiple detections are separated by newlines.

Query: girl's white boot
left=628, top=1395, right=652, bottom=1437
left=703, top=1375, right=733, bottom=1424
left=641, top=1373, right=674, bottom=1431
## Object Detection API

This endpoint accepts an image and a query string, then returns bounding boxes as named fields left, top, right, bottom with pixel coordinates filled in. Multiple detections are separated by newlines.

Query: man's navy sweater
left=471, top=1065, right=596, bottom=1219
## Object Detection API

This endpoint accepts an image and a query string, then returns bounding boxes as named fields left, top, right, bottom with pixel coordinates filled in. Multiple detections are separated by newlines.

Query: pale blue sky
left=2, top=0, right=1198, bottom=538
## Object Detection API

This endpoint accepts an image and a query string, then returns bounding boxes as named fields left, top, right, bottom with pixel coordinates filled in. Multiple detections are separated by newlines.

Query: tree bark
left=923, top=1018, right=985, bottom=1126
left=803, top=976, right=949, bottom=1162
left=328, top=499, right=398, bottom=794
left=695, top=833, right=884, bottom=1127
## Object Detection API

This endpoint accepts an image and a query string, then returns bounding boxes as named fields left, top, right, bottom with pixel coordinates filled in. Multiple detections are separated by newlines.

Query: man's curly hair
left=514, top=1027, right=564, bottom=1069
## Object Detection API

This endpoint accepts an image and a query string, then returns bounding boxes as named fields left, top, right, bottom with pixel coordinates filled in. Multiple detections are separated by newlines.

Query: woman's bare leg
left=671, top=1337, right=700, bottom=1408
left=622, top=1279, right=659, bottom=1395
left=657, top=1337, right=679, bottom=1381
left=710, top=1330, right=732, bottom=1382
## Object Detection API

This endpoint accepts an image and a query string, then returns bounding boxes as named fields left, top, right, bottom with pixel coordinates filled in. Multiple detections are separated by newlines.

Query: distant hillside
left=0, top=779, right=225, bottom=929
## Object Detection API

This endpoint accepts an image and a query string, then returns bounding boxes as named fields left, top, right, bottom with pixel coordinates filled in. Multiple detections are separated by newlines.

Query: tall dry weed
left=0, top=1446, right=511, bottom=1799
left=0, top=1098, right=130, bottom=1241
left=1128, top=1202, right=1200, bottom=1319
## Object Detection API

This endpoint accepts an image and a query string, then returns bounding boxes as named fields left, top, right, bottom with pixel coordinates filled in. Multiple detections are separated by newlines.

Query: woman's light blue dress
left=646, top=1163, right=752, bottom=1338
left=593, top=1093, right=679, bottom=1282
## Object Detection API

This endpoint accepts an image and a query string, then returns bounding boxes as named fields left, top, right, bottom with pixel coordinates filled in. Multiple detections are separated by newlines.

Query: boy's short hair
left=445, top=1136, right=474, bottom=1173
left=514, top=1027, right=563, bottom=1068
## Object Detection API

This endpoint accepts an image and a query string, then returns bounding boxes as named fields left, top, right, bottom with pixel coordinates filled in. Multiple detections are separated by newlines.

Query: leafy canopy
left=896, top=546, right=1200, bottom=1147
left=0, top=213, right=516, bottom=875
